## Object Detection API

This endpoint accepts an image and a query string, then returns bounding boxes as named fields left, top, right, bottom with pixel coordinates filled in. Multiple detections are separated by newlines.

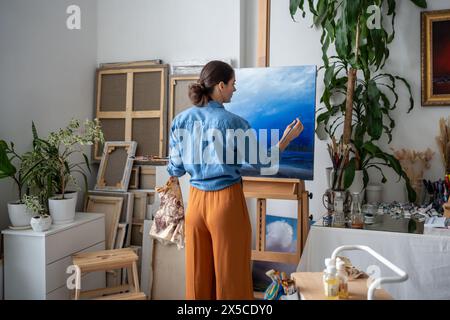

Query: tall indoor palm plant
left=290, top=0, right=427, bottom=201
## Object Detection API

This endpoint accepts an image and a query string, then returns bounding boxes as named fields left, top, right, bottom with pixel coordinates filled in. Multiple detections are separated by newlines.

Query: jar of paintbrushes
left=327, top=137, right=351, bottom=191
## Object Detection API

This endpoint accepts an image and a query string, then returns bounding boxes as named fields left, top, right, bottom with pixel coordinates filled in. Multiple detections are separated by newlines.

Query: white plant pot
left=7, top=202, right=34, bottom=227
left=49, top=196, right=77, bottom=225
left=366, top=184, right=383, bottom=204
left=30, top=215, right=52, bottom=232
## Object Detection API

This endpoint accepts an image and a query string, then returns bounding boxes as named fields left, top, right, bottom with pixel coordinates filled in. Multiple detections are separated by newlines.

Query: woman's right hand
left=283, top=118, right=304, bottom=142
left=279, top=118, right=304, bottom=151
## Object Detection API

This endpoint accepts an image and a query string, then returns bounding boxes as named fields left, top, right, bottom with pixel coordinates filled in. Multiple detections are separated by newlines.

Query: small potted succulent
left=23, top=195, right=52, bottom=232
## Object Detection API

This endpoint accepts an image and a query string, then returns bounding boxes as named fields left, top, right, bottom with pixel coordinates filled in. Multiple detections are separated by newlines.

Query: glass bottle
left=332, top=191, right=346, bottom=228
left=337, top=260, right=349, bottom=299
left=350, top=192, right=364, bottom=229
left=323, top=264, right=339, bottom=300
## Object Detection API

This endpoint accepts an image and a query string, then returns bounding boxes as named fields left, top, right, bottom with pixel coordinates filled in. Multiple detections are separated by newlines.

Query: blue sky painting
left=225, top=65, right=317, bottom=180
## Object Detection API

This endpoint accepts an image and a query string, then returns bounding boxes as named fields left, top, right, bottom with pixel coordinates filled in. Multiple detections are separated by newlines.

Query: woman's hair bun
left=189, top=83, right=207, bottom=106
left=188, top=60, right=234, bottom=107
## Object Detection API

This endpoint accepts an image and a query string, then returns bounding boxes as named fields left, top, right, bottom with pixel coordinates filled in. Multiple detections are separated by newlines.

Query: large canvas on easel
left=226, top=66, right=317, bottom=180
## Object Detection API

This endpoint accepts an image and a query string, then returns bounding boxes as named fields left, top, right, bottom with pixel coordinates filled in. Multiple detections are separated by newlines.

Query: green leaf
left=367, top=81, right=383, bottom=139
left=324, top=63, right=335, bottom=86
left=0, top=141, right=16, bottom=179
left=290, top=0, right=301, bottom=17
left=387, top=0, right=396, bottom=15
left=83, top=153, right=91, bottom=174
left=345, top=0, right=361, bottom=28
left=32, top=121, right=39, bottom=140
left=363, top=169, right=369, bottom=188
left=395, top=76, right=415, bottom=113
left=335, top=17, right=349, bottom=58
left=343, top=158, right=357, bottom=189
left=409, top=0, right=427, bottom=9
left=307, top=0, right=318, bottom=16
left=367, top=164, right=388, bottom=183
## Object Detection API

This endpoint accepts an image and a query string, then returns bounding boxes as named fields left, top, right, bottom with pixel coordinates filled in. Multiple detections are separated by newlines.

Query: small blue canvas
left=225, top=65, right=317, bottom=180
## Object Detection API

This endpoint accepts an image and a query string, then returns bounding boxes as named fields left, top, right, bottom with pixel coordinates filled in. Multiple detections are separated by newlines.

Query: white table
left=297, top=222, right=450, bottom=300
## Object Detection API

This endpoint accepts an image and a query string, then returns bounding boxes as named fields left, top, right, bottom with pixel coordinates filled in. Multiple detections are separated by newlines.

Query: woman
left=167, top=60, right=304, bottom=300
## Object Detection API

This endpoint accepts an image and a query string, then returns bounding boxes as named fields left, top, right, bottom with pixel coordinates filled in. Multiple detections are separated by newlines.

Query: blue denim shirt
left=167, top=100, right=257, bottom=191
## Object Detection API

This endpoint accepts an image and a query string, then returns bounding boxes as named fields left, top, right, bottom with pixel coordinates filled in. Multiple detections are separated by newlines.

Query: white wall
left=269, top=0, right=450, bottom=219
left=97, top=0, right=242, bottom=66
left=0, top=0, right=98, bottom=230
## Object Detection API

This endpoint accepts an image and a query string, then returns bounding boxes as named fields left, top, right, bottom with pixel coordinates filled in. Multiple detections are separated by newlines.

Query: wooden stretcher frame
left=169, top=75, right=199, bottom=123
left=95, top=141, right=137, bottom=192
left=115, top=223, right=127, bottom=249
left=94, top=64, right=169, bottom=161
left=86, top=190, right=134, bottom=247
left=130, top=191, right=148, bottom=221
left=85, top=195, right=123, bottom=250
left=128, top=166, right=140, bottom=189
left=139, top=165, right=157, bottom=190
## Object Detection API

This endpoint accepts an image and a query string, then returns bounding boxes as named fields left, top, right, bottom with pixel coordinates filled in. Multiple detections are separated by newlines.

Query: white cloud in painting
left=266, top=220, right=294, bottom=252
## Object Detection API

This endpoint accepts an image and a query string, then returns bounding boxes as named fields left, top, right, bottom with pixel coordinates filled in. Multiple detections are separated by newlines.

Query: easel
left=246, top=1, right=312, bottom=298
left=243, top=177, right=311, bottom=266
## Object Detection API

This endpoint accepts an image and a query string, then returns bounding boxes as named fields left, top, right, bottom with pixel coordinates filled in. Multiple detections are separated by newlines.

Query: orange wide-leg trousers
left=185, top=182, right=254, bottom=300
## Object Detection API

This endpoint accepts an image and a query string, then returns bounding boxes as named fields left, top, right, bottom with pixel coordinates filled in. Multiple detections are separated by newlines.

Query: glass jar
left=332, top=191, right=346, bottom=228
left=350, top=192, right=364, bottom=229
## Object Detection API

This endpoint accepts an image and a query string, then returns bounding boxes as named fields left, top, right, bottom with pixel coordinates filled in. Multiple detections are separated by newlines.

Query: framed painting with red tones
left=421, top=10, right=450, bottom=106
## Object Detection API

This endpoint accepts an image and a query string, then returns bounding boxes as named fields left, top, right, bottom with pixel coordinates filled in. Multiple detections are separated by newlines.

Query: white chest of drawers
left=2, top=213, right=106, bottom=300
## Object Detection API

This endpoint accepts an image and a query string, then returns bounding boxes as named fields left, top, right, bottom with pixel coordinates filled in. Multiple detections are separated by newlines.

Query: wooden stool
left=72, top=248, right=146, bottom=300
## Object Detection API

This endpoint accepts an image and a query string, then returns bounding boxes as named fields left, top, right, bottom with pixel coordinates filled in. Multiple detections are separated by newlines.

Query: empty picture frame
left=139, top=165, right=156, bottom=190
left=169, top=75, right=199, bottom=123
left=86, top=190, right=134, bottom=247
left=131, top=191, right=148, bottom=221
left=129, top=166, right=140, bottom=189
left=85, top=195, right=123, bottom=250
left=131, top=223, right=144, bottom=247
left=94, top=64, right=169, bottom=161
left=95, top=141, right=137, bottom=192
left=115, top=223, right=127, bottom=249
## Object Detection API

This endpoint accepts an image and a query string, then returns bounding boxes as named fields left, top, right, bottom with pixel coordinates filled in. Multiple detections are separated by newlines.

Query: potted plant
left=290, top=0, right=427, bottom=202
left=23, top=195, right=52, bottom=232
left=26, top=119, right=103, bottom=225
left=0, top=140, right=42, bottom=228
